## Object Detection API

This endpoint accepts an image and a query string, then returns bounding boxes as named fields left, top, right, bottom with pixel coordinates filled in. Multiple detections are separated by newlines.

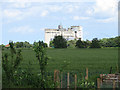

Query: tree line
left=1, top=41, right=48, bottom=49
left=50, top=36, right=120, bottom=48
left=1, top=36, right=120, bottom=49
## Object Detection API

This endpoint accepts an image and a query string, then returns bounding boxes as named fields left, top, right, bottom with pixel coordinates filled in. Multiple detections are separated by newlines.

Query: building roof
left=5, top=44, right=10, bottom=47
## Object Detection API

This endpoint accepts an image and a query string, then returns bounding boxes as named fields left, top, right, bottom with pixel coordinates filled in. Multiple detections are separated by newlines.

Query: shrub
left=2, top=41, right=22, bottom=87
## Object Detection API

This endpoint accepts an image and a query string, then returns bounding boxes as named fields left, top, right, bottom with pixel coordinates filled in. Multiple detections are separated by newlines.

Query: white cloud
left=67, top=7, right=74, bottom=13
left=7, top=2, right=31, bottom=8
left=73, top=16, right=90, bottom=20
left=86, top=8, right=94, bottom=15
left=3, top=5, right=49, bottom=23
left=3, top=0, right=118, bottom=24
left=49, top=5, right=63, bottom=12
left=4, top=9, right=22, bottom=18
left=3, top=0, right=96, bottom=3
left=41, top=10, right=49, bottom=17
left=85, top=0, right=118, bottom=23
left=97, top=17, right=116, bottom=23
left=8, top=26, right=34, bottom=34
left=93, top=0, right=118, bottom=16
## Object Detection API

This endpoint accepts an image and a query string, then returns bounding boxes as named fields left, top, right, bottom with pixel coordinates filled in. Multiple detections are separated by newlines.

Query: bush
left=2, top=41, right=23, bottom=87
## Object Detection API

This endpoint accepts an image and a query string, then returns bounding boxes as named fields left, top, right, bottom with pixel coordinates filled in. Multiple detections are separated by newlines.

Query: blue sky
left=1, top=0, right=118, bottom=44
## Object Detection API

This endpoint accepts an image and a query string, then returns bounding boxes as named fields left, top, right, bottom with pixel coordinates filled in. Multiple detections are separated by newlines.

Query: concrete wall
left=45, top=26, right=83, bottom=47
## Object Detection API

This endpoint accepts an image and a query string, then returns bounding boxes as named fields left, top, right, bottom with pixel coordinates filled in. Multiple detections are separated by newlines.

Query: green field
left=2, top=48, right=118, bottom=88
left=3, top=48, right=118, bottom=74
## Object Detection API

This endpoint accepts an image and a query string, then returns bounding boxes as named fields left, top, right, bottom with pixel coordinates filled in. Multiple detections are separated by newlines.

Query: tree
left=99, top=38, right=108, bottom=47
left=23, top=41, right=32, bottom=48
left=15, top=42, right=23, bottom=48
left=90, top=38, right=101, bottom=48
left=83, top=40, right=91, bottom=48
left=53, top=35, right=67, bottom=48
left=49, top=41, right=54, bottom=47
left=33, top=41, right=49, bottom=88
left=76, top=38, right=84, bottom=48
left=0, top=44, right=5, bottom=50
left=67, top=39, right=77, bottom=48
left=33, top=41, right=47, bottom=49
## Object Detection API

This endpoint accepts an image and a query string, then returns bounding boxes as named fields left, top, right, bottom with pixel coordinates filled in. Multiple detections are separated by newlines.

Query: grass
left=2, top=48, right=118, bottom=88
left=3, top=48, right=118, bottom=73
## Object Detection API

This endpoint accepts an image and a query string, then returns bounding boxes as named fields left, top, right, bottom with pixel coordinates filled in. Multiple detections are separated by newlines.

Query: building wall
left=45, top=26, right=83, bottom=47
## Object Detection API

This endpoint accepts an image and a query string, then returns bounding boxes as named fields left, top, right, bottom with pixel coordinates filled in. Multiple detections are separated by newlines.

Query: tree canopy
left=53, top=35, right=67, bottom=48
left=90, top=38, right=101, bottom=48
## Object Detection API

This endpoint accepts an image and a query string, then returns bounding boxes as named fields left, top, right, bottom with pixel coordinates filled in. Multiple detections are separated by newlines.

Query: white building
left=45, top=25, right=83, bottom=47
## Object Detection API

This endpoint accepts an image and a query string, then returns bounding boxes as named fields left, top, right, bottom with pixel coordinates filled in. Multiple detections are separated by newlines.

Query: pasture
left=3, top=48, right=118, bottom=74
left=2, top=48, right=118, bottom=88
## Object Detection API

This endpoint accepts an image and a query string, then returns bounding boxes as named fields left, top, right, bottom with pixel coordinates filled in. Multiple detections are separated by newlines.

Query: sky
left=1, top=0, right=119, bottom=45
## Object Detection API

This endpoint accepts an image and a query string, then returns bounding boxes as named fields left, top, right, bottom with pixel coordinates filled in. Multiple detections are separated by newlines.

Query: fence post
left=97, top=78, right=100, bottom=89
left=57, top=70, right=60, bottom=88
left=61, top=72, right=63, bottom=88
left=67, top=72, right=70, bottom=89
left=100, top=74, right=103, bottom=86
left=85, top=68, right=88, bottom=80
left=54, top=70, right=60, bottom=88
left=119, top=75, right=120, bottom=88
left=75, top=74, right=77, bottom=89
left=113, top=80, right=115, bottom=90
left=54, top=70, right=57, bottom=82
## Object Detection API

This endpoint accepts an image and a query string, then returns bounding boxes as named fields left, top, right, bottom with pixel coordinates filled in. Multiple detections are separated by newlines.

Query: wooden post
left=54, top=70, right=57, bottom=82
left=100, top=74, right=103, bottom=86
left=67, top=72, right=70, bottom=89
left=113, top=80, right=115, bottom=90
left=57, top=70, right=60, bottom=88
left=97, top=78, right=100, bottom=89
left=75, top=74, right=77, bottom=89
left=119, top=75, right=120, bottom=88
left=60, top=72, right=62, bottom=88
left=54, top=70, right=60, bottom=88
left=85, top=68, right=88, bottom=80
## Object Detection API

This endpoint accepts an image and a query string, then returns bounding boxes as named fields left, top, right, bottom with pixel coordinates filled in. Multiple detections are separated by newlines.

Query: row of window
left=46, top=32, right=60, bottom=34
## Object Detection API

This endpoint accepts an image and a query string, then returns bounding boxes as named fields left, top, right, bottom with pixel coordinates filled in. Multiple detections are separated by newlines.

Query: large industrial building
left=44, top=24, right=83, bottom=47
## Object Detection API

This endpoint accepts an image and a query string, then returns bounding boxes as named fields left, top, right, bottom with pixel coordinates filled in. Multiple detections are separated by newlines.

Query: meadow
left=3, top=48, right=118, bottom=73
left=2, top=48, right=118, bottom=88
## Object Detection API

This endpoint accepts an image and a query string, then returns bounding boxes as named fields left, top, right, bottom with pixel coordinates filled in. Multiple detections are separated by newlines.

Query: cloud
left=41, top=10, right=49, bottom=17
left=8, top=26, right=34, bottom=34
left=3, top=0, right=118, bottom=24
left=73, top=16, right=90, bottom=20
left=93, top=0, right=118, bottom=16
left=4, top=9, right=22, bottom=18
left=85, top=0, right=118, bottom=23
left=7, top=2, right=31, bottom=8
left=3, top=5, right=49, bottom=23
left=97, top=17, right=116, bottom=23
left=86, top=8, right=94, bottom=16
left=49, top=5, right=63, bottom=12
left=3, top=0, right=96, bottom=3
